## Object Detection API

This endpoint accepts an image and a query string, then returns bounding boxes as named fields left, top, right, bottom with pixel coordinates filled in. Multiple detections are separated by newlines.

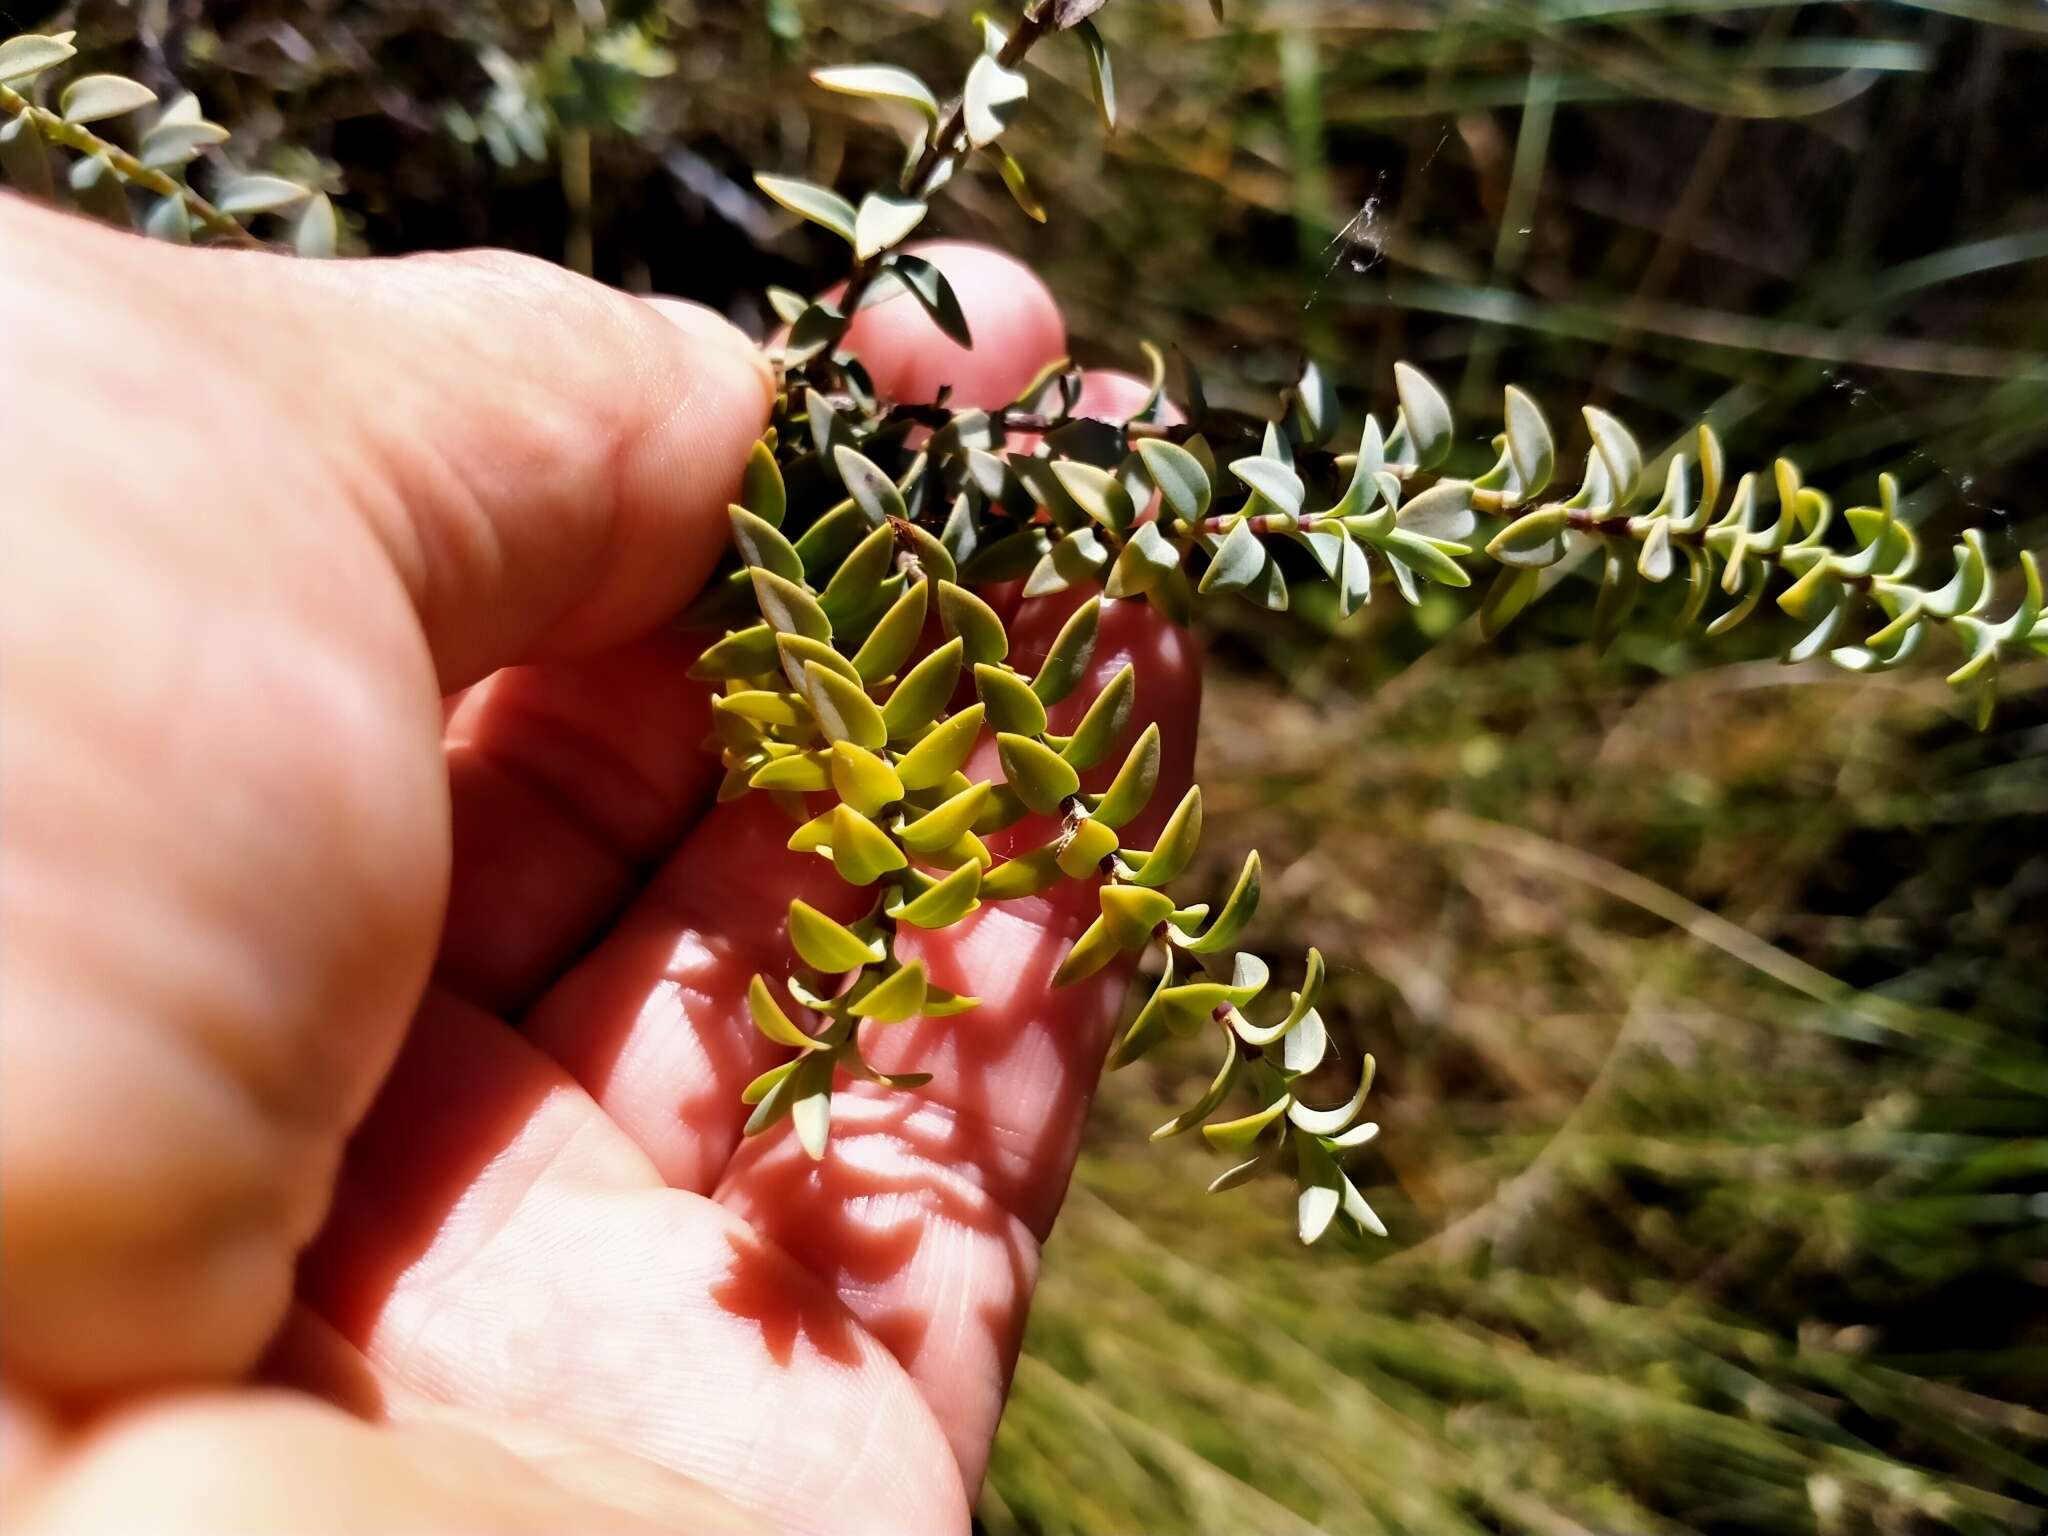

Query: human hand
left=0, top=192, right=1199, bottom=1533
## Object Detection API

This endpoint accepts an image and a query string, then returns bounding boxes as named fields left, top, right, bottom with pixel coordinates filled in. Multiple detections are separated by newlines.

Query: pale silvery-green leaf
left=792, top=1080, right=832, bottom=1160
left=0, top=114, right=54, bottom=199
left=975, top=663, right=1049, bottom=737
left=750, top=569, right=833, bottom=642
left=853, top=192, right=927, bottom=260
left=1397, top=480, right=1476, bottom=546
left=754, top=173, right=857, bottom=243
left=810, top=63, right=940, bottom=118
left=1487, top=507, right=1571, bottom=568
left=1638, top=516, right=1675, bottom=582
left=144, top=193, right=192, bottom=244
left=1583, top=405, right=1644, bottom=506
left=1392, top=362, right=1453, bottom=470
left=0, top=32, right=77, bottom=86
left=1135, top=439, right=1212, bottom=526
left=1503, top=385, right=1555, bottom=496
left=138, top=118, right=230, bottom=170
left=1199, top=520, right=1268, bottom=595
left=833, top=445, right=908, bottom=526
left=60, top=73, right=156, bottom=124
left=214, top=173, right=312, bottom=215
left=964, top=54, right=1029, bottom=147
left=293, top=193, right=338, bottom=258
left=1229, top=456, right=1304, bottom=517
left=805, top=662, right=888, bottom=749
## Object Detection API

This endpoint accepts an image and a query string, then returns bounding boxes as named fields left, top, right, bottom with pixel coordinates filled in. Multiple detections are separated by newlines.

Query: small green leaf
left=883, top=641, right=966, bottom=741
left=1052, top=462, right=1136, bottom=533
left=1392, top=362, right=1453, bottom=470
left=829, top=741, right=903, bottom=815
left=898, top=780, right=993, bottom=853
left=0, top=114, right=54, bottom=200
left=741, top=440, right=786, bottom=526
left=1396, top=481, right=1476, bottom=546
left=807, top=805, right=907, bottom=885
left=748, top=974, right=822, bottom=1050
left=986, top=145, right=1047, bottom=221
left=805, top=662, right=888, bottom=748
left=1582, top=406, right=1643, bottom=506
left=1100, top=884, right=1175, bottom=948
left=213, top=173, right=312, bottom=215
left=1032, top=597, right=1101, bottom=704
left=60, top=73, right=157, bottom=125
left=1479, top=564, right=1541, bottom=639
left=1203, top=1094, right=1291, bottom=1153
left=1151, top=1036, right=1242, bottom=1139
left=1060, top=663, right=1136, bottom=770
left=891, top=860, right=983, bottom=928
left=937, top=580, right=1008, bottom=665
left=1107, top=520, right=1182, bottom=599
left=850, top=581, right=929, bottom=684
left=1075, top=17, right=1116, bottom=130
left=1296, top=1134, right=1343, bottom=1244
left=791, top=1062, right=833, bottom=1159
left=754, top=173, right=857, bottom=243
left=1090, top=723, right=1161, bottom=830
left=964, top=53, right=1030, bottom=146
left=976, top=663, right=1049, bottom=736
left=1487, top=507, right=1571, bottom=569
left=1136, top=439, right=1213, bottom=527
left=779, top=633, right=862, bottom=696
left=742, top=1058, right=800, bottom=1106
left=1199, top=520, right=1268, bottom=595
left=1129, top=786, right=1202, bottom=887
left=691, top=623, right=779, bottom=680
left=1057, top=817, right=1120, bottom=879
left=1229, top=457, right=1304, bottom=517
left=1382, top=528, right=1471, bottom=589
left=1052, top=917, right=1120, bottom=986
left=1178, top=851, right=1261, bottom=955
left=833, top=445, right=907, bottom=526
left=749, top=752, right=830, bottom=792
left=730, top=505, right=805, bottom=582
left=896, top=702, right=985, bottom=789
left=144, top=194, right=192, bottom=245
left=751, top=569, right=833, bottom=641
left=293, top=193, right=338, bottom=259
left=139, top=117, right=230, bottom=170
left=811, top=62, right=940, bottom=118
left=0, top=32, right=77, bottom=87
left=1638, top=516, right=1675, bottom=582
left=998, top=732, right=1082, bottom=814
left=1289, top=1054, right=1375, bottom=1136
left=1503, top=385, right=1555, bottom=496
left=787, top=898, right=883, bottom=973
left=853, top=192, right=927, bottom=260
left=851, top=960, right=929, bottom=1023
left=981, top=842, right=1065, bottom=900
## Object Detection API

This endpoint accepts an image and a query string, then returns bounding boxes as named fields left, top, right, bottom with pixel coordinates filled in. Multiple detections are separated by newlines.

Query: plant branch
left=0, top=82, right=259, bottom=247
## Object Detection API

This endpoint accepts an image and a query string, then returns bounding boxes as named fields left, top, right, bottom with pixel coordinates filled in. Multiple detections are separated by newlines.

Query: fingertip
left=842, top=242, right=1066, bottom=409
left=640, top=296, right=776, bottom=417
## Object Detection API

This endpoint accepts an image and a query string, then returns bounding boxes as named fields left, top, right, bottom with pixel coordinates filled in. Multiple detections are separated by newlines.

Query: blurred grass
left=23, top=0, right=2048, bottom=1528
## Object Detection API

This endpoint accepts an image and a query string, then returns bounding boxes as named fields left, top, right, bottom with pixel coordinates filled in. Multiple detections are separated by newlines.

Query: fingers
left=1, top=196, right=777, bottom=1398
left=433, top=633, right=723, bottom=1015
left=269, top=255, right=774, bottom=690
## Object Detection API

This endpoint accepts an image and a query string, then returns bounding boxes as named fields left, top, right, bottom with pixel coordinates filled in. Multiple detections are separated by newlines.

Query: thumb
left=269, top=247, right=774, bottom=687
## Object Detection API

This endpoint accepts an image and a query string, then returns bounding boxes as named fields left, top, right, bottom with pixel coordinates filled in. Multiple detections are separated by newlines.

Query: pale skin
left=0, top=192, right=1200, bottom=1533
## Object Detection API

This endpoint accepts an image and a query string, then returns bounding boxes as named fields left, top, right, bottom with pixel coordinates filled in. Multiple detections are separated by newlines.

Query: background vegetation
left=16, top=0, right=2045, bottom=1529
